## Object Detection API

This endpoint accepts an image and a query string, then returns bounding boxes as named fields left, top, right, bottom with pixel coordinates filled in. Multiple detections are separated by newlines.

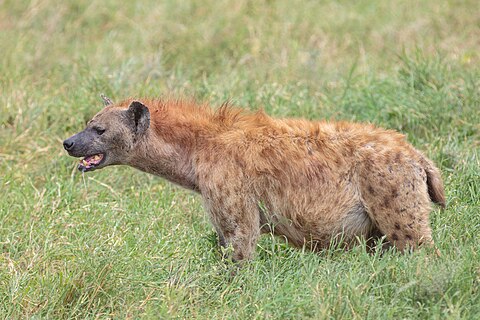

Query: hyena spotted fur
left=63, top=96, right=445, bottom=262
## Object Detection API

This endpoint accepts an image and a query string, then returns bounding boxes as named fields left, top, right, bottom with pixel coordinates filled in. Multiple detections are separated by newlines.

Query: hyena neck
left=128, top=130, right=200, bottom=191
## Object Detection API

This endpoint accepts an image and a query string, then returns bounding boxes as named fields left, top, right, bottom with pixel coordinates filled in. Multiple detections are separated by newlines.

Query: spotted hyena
left=63, top=95, right=445, bottom=262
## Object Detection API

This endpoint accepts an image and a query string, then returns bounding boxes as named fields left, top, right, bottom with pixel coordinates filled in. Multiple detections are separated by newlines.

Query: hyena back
left=63, top=97, right=445, bottom=261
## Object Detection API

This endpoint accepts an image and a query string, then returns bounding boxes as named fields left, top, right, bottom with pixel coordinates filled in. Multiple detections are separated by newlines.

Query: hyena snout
left=63, top=133, right=90, bottom=157
left=63, top=137, right=75, bottom=151
left=63, top=130, right=109, bottom=172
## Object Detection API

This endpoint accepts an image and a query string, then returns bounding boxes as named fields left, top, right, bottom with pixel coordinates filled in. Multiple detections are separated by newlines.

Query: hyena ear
left=127, top=101, right=150, bottom=136
left=100, top=93, right=113, bottom=106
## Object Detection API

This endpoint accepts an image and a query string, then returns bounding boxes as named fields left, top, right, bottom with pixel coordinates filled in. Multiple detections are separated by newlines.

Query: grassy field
left=1, top=0, right=479, bottom=318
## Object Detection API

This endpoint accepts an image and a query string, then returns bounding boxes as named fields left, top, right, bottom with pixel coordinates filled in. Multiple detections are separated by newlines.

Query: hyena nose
left=63, top=139, right=75, bottom=151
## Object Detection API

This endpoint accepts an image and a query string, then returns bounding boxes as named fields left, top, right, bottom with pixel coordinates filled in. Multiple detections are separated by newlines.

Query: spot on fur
left=368, top=185, right=375, bottom=195
left=391, top=187, right=399, bottom=198
left=394, top=152, right=402, bottom=163
left=383, top=197, right=390, bottom=208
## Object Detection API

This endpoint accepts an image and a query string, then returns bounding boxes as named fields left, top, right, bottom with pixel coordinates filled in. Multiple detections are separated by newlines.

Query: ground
left=0, top=0, right=479, bottom=318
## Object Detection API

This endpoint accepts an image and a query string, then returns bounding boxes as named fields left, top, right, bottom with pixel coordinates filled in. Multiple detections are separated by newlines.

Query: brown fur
left=64, top=97, right=446, bottom=261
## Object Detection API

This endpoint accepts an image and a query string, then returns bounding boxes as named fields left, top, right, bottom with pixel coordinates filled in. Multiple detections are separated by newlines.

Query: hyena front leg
left=204, top=193, right=261, bottom=262
left=214, top=226, right=227, bottom=248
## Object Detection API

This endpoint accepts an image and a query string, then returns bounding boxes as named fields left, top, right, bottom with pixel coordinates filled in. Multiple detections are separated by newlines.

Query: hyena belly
left=256, top=174, right=375, bottom=250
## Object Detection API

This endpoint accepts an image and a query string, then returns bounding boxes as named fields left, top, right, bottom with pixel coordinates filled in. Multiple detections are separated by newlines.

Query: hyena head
left=63, top=96, right=150, bottom=172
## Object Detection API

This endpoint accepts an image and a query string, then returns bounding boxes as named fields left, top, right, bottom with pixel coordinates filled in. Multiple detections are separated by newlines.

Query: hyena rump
left=63, top=96, right=445, bottom=261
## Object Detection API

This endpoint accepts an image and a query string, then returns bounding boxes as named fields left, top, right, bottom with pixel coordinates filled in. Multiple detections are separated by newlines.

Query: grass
left=0, top=0, right=479, bottom=318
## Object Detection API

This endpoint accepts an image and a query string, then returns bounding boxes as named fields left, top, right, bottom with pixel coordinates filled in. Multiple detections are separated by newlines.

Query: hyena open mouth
left=78, top=154, right=105, bottom=172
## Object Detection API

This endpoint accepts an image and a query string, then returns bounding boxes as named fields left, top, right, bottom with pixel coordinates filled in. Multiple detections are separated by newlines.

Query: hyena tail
left=423, top=159, right=446, bottom=208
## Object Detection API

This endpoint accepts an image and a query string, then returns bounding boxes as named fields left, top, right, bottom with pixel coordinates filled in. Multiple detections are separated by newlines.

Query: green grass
left=1, top=0, right=479, bottom=318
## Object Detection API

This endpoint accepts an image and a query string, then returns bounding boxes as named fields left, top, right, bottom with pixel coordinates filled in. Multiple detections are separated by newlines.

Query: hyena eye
left=94, top=127, right=106, bottom=135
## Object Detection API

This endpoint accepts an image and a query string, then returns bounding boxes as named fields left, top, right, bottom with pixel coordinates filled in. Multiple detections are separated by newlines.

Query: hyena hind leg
left=366, top=202, right=434, bottom=251
left=367, top=203, right=434, bottom=252
left=360, top=169, right=435, bottom=252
